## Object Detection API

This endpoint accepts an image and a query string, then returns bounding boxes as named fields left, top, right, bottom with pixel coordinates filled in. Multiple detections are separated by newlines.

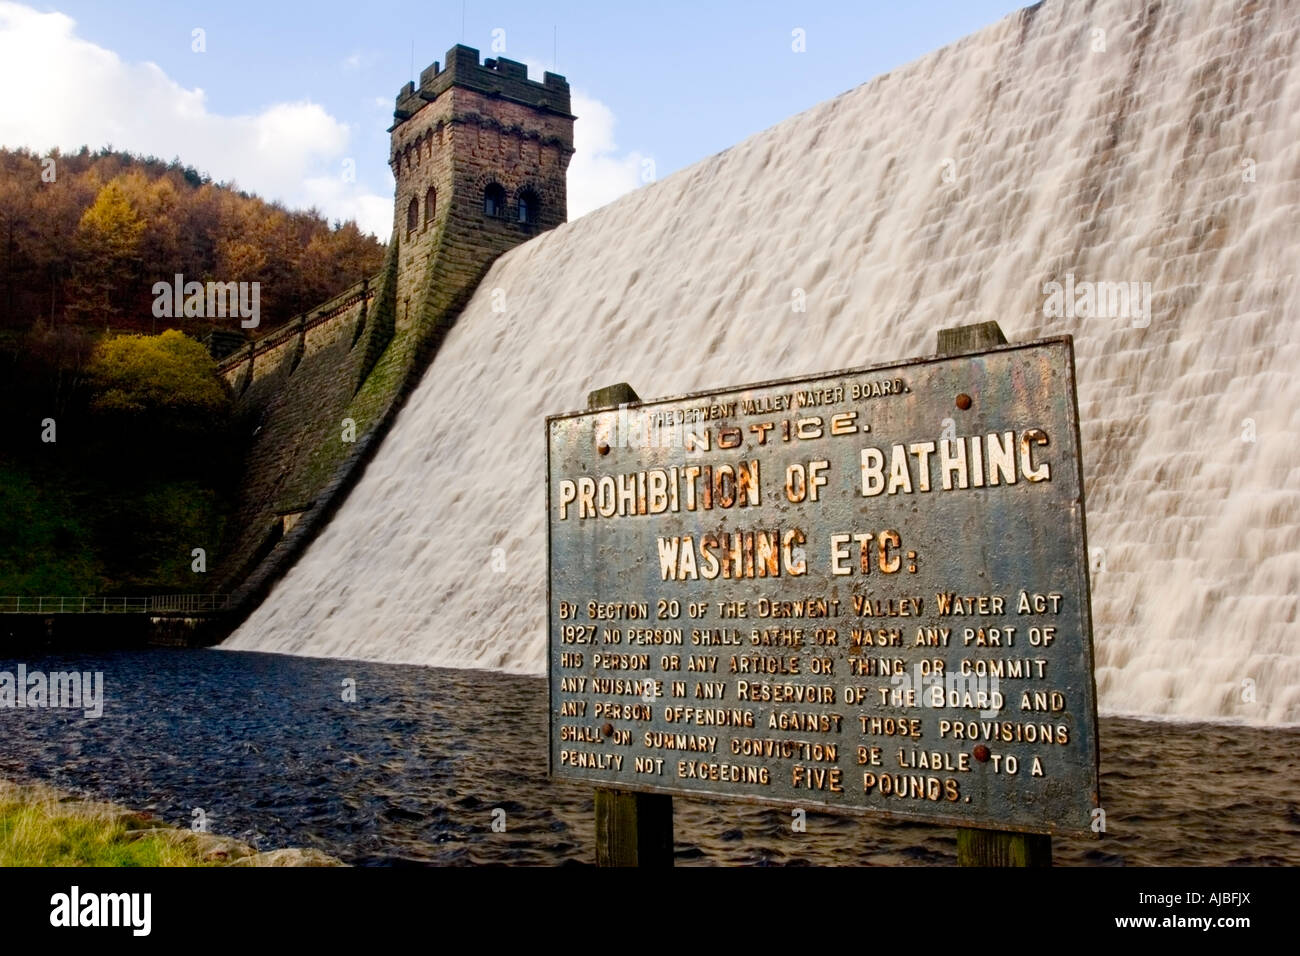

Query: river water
left=1, top=649, right=1295, bottom=866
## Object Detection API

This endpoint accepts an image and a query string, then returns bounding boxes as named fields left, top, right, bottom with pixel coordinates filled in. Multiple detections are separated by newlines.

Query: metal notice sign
left=547, top=338, right=1100, bottom=836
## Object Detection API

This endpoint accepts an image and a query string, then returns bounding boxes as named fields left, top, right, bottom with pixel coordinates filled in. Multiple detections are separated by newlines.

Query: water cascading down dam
left=223, top=0, right=1300, bottom=726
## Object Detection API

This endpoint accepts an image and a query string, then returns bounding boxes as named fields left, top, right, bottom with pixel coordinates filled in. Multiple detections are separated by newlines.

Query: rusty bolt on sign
left=955, top=393, right=973, bottom=410
left=973, top=744, right=991, bottom=763
left=597, top=441, right=611, bottom=455
left=601, top=722, right=614, bottom=737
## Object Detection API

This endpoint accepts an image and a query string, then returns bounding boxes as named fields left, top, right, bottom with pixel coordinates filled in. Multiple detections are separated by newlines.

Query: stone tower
left=389, top=45, right=575, bottom=327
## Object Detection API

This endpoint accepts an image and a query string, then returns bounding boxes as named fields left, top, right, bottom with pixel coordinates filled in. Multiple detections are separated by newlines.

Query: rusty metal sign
left=547, top=338, right=1100, bottom=836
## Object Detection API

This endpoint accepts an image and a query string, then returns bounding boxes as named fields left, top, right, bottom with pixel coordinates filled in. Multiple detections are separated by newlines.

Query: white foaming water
left=224, top=0, right=1300, bottom=725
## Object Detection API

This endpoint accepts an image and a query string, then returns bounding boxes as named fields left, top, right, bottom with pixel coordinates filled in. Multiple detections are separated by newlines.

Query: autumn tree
left=0, top=145, right=385, bottom=335
left=68, top=180, right=145, bottom=325
left=87, top=328, right=228, bottom=420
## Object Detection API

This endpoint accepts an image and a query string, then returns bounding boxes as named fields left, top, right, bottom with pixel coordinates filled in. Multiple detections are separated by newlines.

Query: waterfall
left=223, top=0, right=1300, bottom=725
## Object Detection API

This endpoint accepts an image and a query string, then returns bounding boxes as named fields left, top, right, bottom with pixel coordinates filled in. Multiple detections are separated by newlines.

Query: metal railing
left=0, top=594, right=230, bottom=614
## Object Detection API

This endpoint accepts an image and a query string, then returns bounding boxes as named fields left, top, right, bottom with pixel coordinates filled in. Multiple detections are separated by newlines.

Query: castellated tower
left=210, top=47, right=573, bottom=607
left=389, top=45, right=575, bottom=326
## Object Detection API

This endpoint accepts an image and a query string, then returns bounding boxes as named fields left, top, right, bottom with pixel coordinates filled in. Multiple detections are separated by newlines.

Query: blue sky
left=0, top=0, right=1027, bottom=235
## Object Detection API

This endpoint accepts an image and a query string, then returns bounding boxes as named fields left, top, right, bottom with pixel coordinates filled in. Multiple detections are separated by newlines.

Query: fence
left=0, top=595, right=230, bottom=614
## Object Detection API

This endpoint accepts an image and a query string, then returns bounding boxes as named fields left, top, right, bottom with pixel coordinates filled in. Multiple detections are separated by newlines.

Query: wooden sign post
left=587, top=382, right=675, bottom=867
left=938, top=321, right=1055, bottom=868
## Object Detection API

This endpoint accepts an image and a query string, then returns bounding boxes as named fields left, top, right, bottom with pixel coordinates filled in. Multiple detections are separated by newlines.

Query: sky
left=0, top=0, right=1027, bottom=237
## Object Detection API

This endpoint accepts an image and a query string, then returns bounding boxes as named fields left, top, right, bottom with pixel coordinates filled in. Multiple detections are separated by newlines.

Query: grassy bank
left=0, top=780, right=341, bottom=867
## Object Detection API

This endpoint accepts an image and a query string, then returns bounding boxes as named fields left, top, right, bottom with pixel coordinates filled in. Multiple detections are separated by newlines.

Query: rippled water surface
left=1, top=650, right=1296, bottom=866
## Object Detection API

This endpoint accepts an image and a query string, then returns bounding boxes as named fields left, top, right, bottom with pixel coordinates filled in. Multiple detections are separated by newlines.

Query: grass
left=0, top=780, right=341, bottom=867
left=0, top=781, right=216, bottom=866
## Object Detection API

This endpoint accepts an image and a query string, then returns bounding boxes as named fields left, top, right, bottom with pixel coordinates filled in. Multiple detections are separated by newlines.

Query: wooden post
left=956, top=827, right=1051, bottom=867
left=937, top=321, right=1052, bottom=868
left=594, top=788, right=674, bottom=868
left=587, top=381, right=675, bottom=867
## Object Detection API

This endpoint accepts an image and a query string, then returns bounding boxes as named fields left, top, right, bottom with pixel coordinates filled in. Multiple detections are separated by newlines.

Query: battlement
left=387, top=41, right=574, bottom=315
left=392, top=45, right=572, bottom=128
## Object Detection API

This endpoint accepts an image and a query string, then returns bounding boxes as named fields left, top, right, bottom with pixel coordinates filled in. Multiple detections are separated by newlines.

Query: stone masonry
left=212, top=46, right=574, bottom=623
left=390, top=45, right=573, bottom=320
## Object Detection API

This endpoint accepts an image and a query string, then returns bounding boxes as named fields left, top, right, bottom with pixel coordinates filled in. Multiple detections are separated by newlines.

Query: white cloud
left=567, top=92, right=649, bottom=219
left=0, top=2, right=392, bottom=237
left=517, top=56, right=647, bottom=220
left=343, top=50, right=384, bottom=74
left=301, top=174, right=392, bottom=235
left=0, top=9, right=647, bottom=236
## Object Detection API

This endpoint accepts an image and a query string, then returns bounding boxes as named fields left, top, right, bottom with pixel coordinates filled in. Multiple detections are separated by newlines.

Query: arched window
left=517, top=188, right=540, bottom=224
left=484, top=183, right=506, bottom=218
left=424, top=186, right=436, bottom=228
left=406, top=197, right=418, bottom=235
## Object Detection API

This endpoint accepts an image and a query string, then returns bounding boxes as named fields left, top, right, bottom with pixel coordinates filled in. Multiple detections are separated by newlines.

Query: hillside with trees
left=0, top=145, right=385, bottom=338
left=0, top=146, right=387, bottom=598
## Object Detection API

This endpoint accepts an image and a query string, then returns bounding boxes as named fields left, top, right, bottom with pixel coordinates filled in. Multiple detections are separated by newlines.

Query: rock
left=234, top=848, right=345, bottom=867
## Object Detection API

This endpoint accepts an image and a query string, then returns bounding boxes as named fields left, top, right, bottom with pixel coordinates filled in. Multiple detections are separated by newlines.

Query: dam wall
left=225, top=0, right=1300, bottom=725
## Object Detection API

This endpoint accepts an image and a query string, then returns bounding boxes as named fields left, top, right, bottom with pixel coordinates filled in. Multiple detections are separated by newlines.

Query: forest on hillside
left=0, top=145, right=386, bottom=340
left=0, top=146, right=387, bottom=598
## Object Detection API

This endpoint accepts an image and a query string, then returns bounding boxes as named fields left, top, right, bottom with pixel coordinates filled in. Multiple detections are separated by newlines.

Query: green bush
left=86, top=329, right=229, bottom=425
